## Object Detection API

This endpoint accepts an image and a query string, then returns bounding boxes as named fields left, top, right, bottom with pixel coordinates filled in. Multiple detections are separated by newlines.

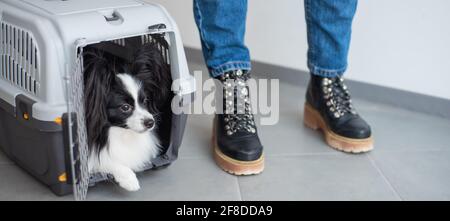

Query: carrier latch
left=148, top=24, right=167, bottom=33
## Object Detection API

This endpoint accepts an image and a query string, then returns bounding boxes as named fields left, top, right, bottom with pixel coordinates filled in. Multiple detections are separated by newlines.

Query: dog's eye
left=120, top=104, right=133, bottom=113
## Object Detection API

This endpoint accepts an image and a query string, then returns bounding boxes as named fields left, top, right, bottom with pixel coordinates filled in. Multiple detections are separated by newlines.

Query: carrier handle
left=102, top=11, right=124, bottom=25
left=105, top=12, right=121, bottom=22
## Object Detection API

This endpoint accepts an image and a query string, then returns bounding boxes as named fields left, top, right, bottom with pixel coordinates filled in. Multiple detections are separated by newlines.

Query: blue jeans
left=193, top=0, right=357, bottom=78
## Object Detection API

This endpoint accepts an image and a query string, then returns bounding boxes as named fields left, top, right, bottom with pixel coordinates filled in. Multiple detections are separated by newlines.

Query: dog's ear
left=83, top=48, right=115, bottom=148
left=131, top=42, right=173, bottom=112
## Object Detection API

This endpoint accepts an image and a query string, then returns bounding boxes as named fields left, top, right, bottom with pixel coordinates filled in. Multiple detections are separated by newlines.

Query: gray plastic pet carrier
left=0, top=0, right=195, bottom=200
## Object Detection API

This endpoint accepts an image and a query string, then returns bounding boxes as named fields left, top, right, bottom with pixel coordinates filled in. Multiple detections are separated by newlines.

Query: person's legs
left=193, top=0, right=264, bottom=175
left=305, top=0, right=357, bottom=77
left=193, top=0, right=251, bottom=77
left=303, top=0, right=373, bottom=153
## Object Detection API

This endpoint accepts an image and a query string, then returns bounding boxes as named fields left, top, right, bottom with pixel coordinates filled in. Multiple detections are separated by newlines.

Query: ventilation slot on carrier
left=0, top=22, right=40, bottom=95
left=107, top=34, right=170, bottom=65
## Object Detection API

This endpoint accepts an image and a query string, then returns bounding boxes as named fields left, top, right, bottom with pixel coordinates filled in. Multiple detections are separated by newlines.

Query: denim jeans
left=193, top=0, right=251, bottom=77
left=193, top=0, right=357, bottom=78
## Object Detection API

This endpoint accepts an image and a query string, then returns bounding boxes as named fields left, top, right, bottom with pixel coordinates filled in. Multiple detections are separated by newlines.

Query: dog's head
left=107, top=73, right=155, bottom=133
left=84, top=46, right=168, bottom=149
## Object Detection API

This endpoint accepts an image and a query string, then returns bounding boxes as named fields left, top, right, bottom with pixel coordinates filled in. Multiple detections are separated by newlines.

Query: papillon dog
left=83, top=42, right=172, bottom=191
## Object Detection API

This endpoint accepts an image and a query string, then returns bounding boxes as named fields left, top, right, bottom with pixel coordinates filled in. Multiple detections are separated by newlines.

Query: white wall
left=147, top=0, right=450, bottom=100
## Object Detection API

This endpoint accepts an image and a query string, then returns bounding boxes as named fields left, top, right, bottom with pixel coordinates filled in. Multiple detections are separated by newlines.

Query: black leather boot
left=304, top=74, right=373, bottom=153
left=212, top=70, right=264, bottom=175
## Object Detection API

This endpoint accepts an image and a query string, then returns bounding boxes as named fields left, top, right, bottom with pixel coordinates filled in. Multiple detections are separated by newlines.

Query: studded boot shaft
left=212, top=70, right=264, bottom=175
left=220, top=70, right=256, bottom=136
left=305, top=74, right=373, bottom=153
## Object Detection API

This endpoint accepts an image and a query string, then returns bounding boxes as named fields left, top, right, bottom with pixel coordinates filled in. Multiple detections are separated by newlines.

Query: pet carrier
left=0, top=0, right=195, bottom=200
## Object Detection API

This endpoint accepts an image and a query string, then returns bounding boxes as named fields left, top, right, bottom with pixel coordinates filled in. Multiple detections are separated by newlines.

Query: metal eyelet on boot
left=321, top=77, right=356, bottom=118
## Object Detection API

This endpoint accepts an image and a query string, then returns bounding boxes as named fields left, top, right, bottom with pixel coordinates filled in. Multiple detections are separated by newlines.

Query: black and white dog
left=83, top=43, right=172, bottom=191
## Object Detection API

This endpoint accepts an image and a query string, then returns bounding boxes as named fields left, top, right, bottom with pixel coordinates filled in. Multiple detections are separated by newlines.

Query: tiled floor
left=1, top=62, right=449, bottom=201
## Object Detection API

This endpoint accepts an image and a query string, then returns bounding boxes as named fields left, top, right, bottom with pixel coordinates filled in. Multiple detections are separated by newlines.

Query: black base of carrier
left=0, top=97, right=72, bottom=196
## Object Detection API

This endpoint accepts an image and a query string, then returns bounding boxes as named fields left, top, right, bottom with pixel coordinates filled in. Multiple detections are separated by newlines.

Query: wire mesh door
left=63, top=39, right=90, bottom=201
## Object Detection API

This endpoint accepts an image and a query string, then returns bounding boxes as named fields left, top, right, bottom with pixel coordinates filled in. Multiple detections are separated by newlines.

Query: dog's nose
left=143, top=118, right=155, bottom=129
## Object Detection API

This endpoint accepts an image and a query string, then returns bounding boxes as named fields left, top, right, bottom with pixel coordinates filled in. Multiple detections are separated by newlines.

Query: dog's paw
left=116, top=173, right=141, bottom=191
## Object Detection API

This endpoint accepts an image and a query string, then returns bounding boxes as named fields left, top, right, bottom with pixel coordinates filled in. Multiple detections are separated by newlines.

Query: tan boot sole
left=303, top=103, right=374, bottom=153
left=212, top=121, right=264, bottom=176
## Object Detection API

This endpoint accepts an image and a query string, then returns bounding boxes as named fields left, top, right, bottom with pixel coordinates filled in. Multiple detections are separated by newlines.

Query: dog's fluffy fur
left=83, top=43, right=171, bottom=191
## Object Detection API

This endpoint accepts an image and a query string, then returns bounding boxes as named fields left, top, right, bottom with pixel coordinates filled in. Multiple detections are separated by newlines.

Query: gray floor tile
left=86, top=158, right=241, bottom=201
left=238, top=154, right=400, bottom=201
left=0, top=165, right=72, bottom=201
left=370, top=150, right=450, bottom=200
left=178, top=113, right=214, bottom=159
left=258, top=111, right=336, bottom=156
left=363, top=105, right=450, bottom=152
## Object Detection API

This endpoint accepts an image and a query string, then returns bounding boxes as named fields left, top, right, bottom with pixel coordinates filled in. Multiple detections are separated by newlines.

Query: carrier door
left=62, top=40, right=90, bottom=201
